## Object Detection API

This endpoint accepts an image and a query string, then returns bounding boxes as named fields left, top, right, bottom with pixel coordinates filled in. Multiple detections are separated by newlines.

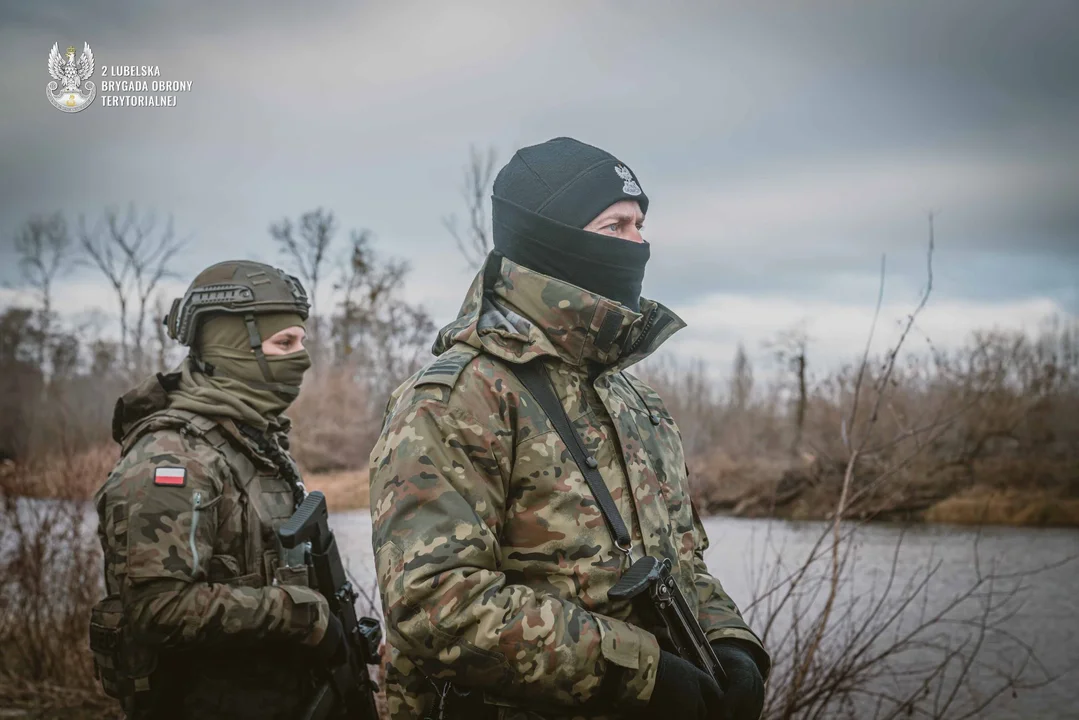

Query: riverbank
left=687, top=451, right=1079, bottom=527
left=307, top=458, right=1079, bottom=528
left=4, top=448, right=1077, bottom=528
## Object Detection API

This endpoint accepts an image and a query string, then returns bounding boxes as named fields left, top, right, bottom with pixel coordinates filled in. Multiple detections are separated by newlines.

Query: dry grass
left=306, top=469, right=371, bottom=511
left=925, top=487, right=1079, bottom=527
left=687, top=449, right=797, bottom=511
left=0, top=458, right=113, bottom=718
left=1, top=446, right=117, bottom=501
left=288, top=364, right=380, bottom=474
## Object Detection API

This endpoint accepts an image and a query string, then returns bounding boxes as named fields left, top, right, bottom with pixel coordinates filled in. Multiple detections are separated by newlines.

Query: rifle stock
left=281, top=491, right=383, bottom=719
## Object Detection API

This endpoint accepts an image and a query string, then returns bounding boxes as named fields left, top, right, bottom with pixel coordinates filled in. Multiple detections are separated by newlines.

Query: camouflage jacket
left=93, top=372, right=329, bottom=718
left=370, top=255, right=769, bottom=720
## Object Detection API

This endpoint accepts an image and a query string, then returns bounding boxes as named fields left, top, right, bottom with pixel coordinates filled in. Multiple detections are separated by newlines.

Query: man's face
left=261, top=326, right=306, bottom=356
left=583, top=200, right=646, bottom=244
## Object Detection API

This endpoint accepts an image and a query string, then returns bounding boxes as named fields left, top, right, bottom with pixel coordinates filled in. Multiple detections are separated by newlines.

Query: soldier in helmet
left=370, top=138, right=770, bottom=720
left=89, top=261, right=348, bottom=719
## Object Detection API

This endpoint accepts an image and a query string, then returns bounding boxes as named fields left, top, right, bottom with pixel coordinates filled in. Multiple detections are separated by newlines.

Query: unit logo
left=47, top=42, right=96, bottom=113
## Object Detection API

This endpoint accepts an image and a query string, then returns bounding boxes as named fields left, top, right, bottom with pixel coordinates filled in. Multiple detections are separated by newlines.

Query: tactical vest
left=90, top=396, right=312, bottom=710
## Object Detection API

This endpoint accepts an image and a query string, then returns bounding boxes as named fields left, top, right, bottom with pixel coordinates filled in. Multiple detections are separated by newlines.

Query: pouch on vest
left=271, top=538, right=312, bottom=588
left=89, top=595, right=158, bottom=700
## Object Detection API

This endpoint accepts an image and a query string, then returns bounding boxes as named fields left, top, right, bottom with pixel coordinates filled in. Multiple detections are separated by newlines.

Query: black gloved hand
left=711, top=641, right=765, bottom=720
left=645, top=650, right=725, bottom=720
left=315, top=613, right=349, bottom=666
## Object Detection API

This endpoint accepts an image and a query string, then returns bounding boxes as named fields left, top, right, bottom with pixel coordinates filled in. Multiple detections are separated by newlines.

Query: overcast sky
left=1, top=0, right=1076, bottom=377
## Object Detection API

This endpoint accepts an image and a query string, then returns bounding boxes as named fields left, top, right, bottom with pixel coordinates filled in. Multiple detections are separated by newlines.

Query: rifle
left=506, top=359, right=730, bottom=691
left=279, top=490, right=383, bottom=720
left=609, top=555, right=729, bottom=690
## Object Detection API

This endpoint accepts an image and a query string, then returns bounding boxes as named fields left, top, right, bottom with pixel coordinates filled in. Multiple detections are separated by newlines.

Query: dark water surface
left=13, top=500, right=1074, bottom=718
left=333, top=512, right=1079, bottom=720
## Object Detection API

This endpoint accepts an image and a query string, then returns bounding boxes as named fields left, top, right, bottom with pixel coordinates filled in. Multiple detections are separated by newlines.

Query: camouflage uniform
left=91, top=259, right=327, bottom=719
left=370, top=255, right=769, bottom=719
left=91, top=372, right=329, bottom=719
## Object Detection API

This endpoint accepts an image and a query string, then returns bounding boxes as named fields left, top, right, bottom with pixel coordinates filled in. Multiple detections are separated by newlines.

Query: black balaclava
left=491, top=137, right=651, bottom=311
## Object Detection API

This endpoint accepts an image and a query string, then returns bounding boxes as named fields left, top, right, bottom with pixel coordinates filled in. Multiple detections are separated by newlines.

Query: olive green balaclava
left=168, top=311, right=311, bottom=431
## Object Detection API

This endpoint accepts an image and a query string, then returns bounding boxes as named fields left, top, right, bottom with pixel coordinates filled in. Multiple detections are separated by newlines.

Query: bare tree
left=767, top=324, right=810, bottom=456
left=442, top=145, right=497, bottom=270
left=270, top=208, right=336, bottom=347
left=13, top=212, right=72, bottom=368
left=729, top=342, right=755, bottom=411
left=330, top=230, right=435, bottom=392
left=0, top=308, right=45, bottom=460
left=287, top=227, right=435, bottom=473
left=782, top=226, right=931, bottom=716
left=78, top=205, right=186, bottom=377
left=737, top=213, right=1060, bottom=719
left=334, top=229, right=408, bottom=360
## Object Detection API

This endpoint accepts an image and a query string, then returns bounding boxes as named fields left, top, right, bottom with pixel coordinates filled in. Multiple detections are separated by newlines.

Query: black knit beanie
left=491, top=137, right=651, bottom=311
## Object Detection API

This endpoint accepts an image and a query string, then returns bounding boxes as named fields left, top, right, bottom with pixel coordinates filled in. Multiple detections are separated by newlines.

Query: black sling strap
left=508, top=359, right=633, bottom=553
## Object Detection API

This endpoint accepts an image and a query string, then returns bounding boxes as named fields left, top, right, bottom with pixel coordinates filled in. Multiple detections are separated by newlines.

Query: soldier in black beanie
left=488, top=137, right=768, bottom=719
left=370, top=137, right=769, bottom=720
left=491, top=136, right=652, bottom=311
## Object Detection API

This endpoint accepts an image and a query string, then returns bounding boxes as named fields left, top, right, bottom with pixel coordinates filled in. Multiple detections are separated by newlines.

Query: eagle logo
left=46, top=42, right=96, bottom=113
left=614, top=164, right=642, bottom=196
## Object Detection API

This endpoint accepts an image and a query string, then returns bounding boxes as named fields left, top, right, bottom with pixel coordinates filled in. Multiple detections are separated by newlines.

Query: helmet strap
left=243, top=313, right=277, bottom=384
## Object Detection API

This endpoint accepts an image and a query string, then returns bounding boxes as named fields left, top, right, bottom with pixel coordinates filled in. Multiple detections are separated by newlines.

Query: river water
left=7, top=501, right=1076, bottom=718
left=332, top=511, right=1079, bottom=720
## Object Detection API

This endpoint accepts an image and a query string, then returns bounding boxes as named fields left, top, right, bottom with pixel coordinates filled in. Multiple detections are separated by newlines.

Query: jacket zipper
left=625, top=306, right=659, bottom=357
left=190, top=491, right=203, bottom=575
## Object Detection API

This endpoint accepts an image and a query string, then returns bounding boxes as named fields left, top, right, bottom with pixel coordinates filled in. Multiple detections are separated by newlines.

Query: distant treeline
left=3, top=205, right=1078, bottom=526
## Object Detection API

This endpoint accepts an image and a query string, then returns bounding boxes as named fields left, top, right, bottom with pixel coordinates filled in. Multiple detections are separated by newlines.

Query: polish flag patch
left=154, top=467, right=187, bottom=487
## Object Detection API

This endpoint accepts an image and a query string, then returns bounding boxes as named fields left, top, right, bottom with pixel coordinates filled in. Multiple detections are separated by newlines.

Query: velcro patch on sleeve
left=414, top=345, right=480, bottom=390
left=154, top=467, right=187, bottom=487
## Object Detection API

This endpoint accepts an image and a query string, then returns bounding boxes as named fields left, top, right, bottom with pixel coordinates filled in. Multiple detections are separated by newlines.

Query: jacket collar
left=432, top=253, right=685, bottom=371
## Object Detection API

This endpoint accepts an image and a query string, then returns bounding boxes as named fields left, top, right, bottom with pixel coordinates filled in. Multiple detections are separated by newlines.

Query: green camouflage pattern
left=370, top=255, right=768, bottom=719
left=93, top=381, right=329, bottom=717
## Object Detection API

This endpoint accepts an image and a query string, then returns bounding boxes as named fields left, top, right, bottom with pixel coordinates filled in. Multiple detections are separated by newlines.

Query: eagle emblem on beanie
left=614, top=165, right=642, bottom=196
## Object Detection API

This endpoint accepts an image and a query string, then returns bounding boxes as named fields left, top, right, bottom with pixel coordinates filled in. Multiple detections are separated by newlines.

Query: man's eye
left=606, top=223, right=619, bottom=232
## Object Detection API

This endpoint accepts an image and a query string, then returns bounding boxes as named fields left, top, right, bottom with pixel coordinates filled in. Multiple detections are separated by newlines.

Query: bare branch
left=270, top=207, right=338, bottom=355
left=442, top=144, right=497, bottom=270
left=78, top=205, right=187, bottom=377
left=13, top=213, right=72, bottom=368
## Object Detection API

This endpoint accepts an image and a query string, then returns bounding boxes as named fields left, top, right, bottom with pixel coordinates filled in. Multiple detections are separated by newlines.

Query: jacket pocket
left=205, top=553, right=262, bottom=588
left=127, top=489, right=220, bottom=582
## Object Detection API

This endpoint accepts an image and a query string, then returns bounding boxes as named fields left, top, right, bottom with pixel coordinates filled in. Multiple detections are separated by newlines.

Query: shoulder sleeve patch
left=414, top=345, right=480, bottom=390
left=154, top=466, right=187, bottom=486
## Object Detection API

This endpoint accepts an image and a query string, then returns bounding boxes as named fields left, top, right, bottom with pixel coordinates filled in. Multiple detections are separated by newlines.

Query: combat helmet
left=165, top=260, right=309, bottom=382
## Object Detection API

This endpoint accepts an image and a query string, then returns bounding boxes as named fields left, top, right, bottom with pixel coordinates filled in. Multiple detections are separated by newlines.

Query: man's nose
left=624, top=227, right=645, bottom=244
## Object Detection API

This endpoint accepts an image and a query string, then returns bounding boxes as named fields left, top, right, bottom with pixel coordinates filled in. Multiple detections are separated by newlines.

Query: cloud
left=663, top=292, right=1072, bottom=380
left=1, top=0, right=1075, bottom=358
left=656, top=153, right=1066, bottom=254
left=640, top=149, right=1078, bottom=310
